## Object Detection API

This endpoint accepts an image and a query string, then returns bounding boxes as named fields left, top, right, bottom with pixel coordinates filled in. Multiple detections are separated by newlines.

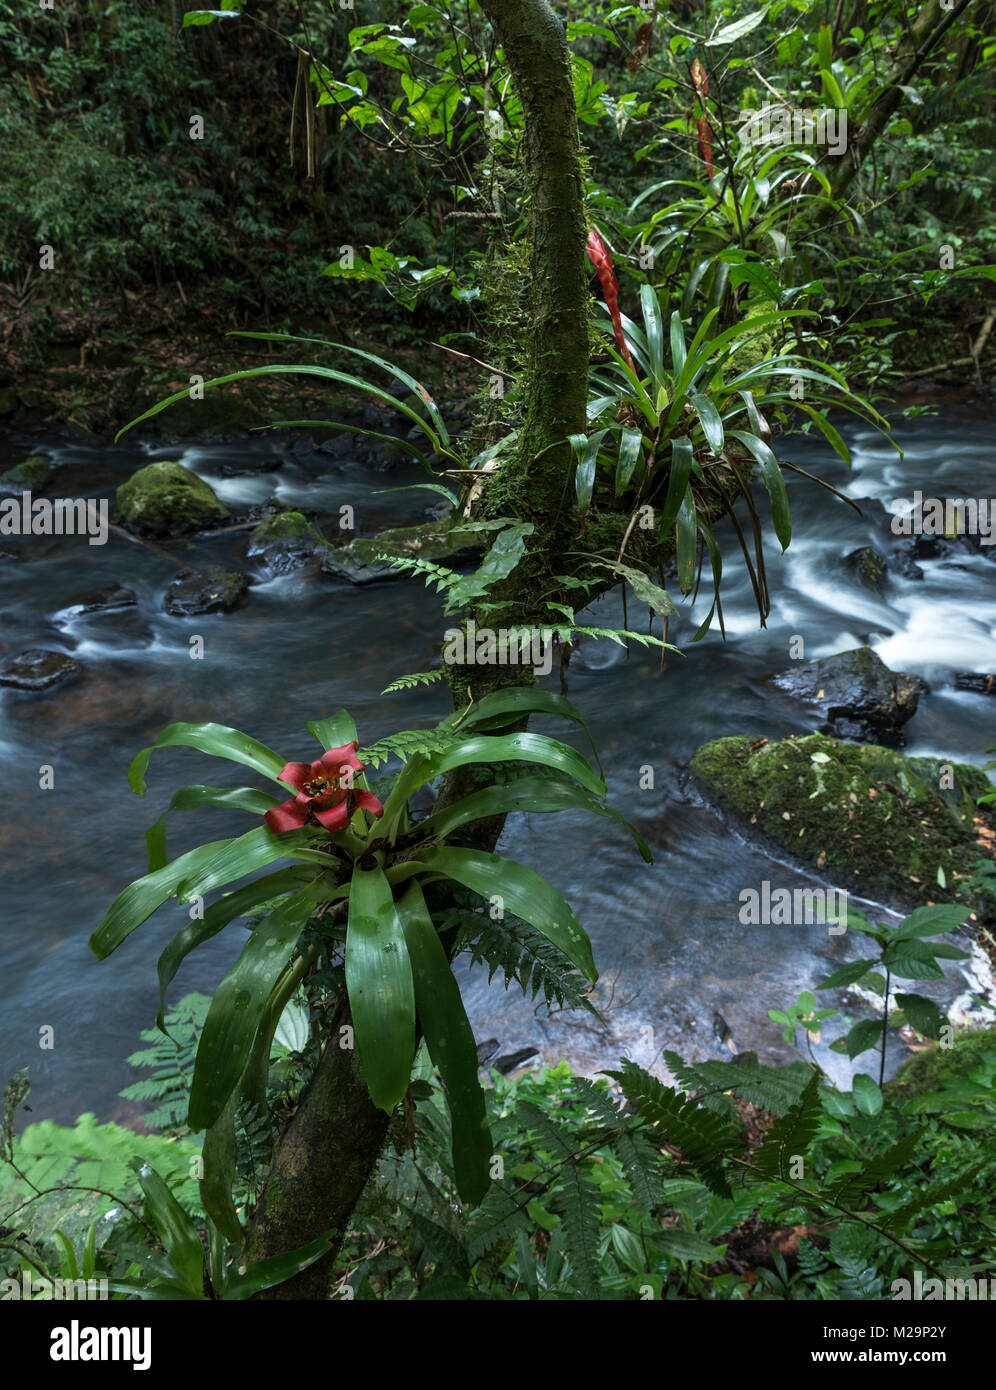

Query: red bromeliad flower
left=264, top=741, right=384, bottom=835
left=586, top=224, right=636, bottom=372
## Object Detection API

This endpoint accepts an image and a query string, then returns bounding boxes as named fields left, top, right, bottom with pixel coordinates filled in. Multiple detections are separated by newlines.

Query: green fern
left=381, top=669, right=448, bottom=694
left=119, top=995, right=211, bottom=1133
left=751, top=1073, right=823, bottom=1181
left=374, top=553, right=463, bottom=593
left=449, top=908, right=599, bottom=1016
left=358, top=726, right=460, bottom=769
left=662, top=1052, right=813, bottom=1119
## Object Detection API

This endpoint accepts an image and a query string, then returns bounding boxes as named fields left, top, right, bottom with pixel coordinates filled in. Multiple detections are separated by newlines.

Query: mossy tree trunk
left=245, top=0, right=591, bottom=1298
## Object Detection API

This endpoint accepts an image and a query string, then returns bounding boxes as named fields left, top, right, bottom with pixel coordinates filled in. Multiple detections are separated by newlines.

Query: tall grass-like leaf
left=641, top=283, right=665, bottom=390
left=188, top=883, right=323, bottom=1130
left=669, top=309, right=687, bottom=378
left=572, top=430, right=608, bottom=513
left=129, top=721, right=290, bottom=796
left=136, top=1164, right=205, bottom=1296
left=728, top=428, right=791, bottom=549
left=346, top=865, right=416, bottom=1113
left=615, top=425, right=644, bottom=494
left=676, top=484, right=697, bottom=593
left=658, top=435, right=695, bottom=534
left=396, top=882, right=490, bottom=1204
left=391, top=846, right=597, bottom=982
left=690, top=391, right=724, bottom=453
left=220, top=1235, right=336, bottom=1300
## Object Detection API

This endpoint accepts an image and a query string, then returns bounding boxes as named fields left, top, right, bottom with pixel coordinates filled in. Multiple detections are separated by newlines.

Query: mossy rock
left=846, top=546, right=889, bottom=595
left=115, top=461, right=229, bottom=537
left=689, top=733, right=995, bottom=922
left=321, top=520, right=484, bottom=585
left=247, top=510, right=329, bottom=574
left=0, top=455, right=51, bottom=491
left=886, top=1026, right=996, bottom=1099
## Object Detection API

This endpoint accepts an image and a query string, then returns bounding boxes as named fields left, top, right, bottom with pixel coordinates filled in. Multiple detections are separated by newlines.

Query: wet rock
left=50, top=586, right=137, bottom=622
left=0, top=648, right=82, bottom=691
left=247, top=510, right=329, bottom=575
left=689, top=733, right=995, bottom=923
left=163, top=567, right=249, bottom=616
left=954, top=672, right=996, bottom=696
left=218, top=455, right=284, bottom=477
left=116, top=461, right=229, bottom=537
left=845, top=546, right=889, bottom=595
left=321, top=520, right=484, bottom=586
left=767, top=645, right=923, bottom=745
left=0, top=455, right=51, bottom=492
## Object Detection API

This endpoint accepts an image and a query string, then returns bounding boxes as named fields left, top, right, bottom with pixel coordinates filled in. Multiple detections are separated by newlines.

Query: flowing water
left=1, top=407, right=994, bottom=1127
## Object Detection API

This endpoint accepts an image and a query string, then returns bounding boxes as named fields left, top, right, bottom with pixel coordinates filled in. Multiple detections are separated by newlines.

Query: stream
left=1, top=405, right=994, bottom=1128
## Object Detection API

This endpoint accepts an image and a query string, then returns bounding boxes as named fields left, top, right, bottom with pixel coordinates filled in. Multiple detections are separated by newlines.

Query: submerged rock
left=0, top=455, right=51, bottom=492
left=954, top=672, right=996, bottom=696
left=845, top=546, right=889, bottom=595
left=50, top=586, right=137, bottom=622
left=116, top=461, right=229, bottom=537
left=0, top=648, right=82, bottom=691
left=321, top=520, right=484, bottom=586
left=247, top=510, right=329, bottom=574
left=689, top=733, right=995, bottom=922
left=767, top=645, right=923, bottom=744
left=163, top=567, right=249, bottom=616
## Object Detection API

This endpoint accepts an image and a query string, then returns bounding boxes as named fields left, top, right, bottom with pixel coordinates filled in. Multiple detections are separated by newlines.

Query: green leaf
left=891, top=904, right=969, bottom=941
left=221, top=1234, right=335, bottom=1300
left=881, top=939, right=945, bottom=980
left=835, top=1018, right=883, bottom=1059
left=182, top=9, right=241, bottom=28
left=894, top=993, right=946, bottom=1039
left=572, top=430, right=608, bottom=513
left=652, top=1229, right=716, bottom=1261
left=174, top=825, right=315, bottom=902
left=816, top=958, right=879, bottom=991
left=136, top=1165, right=205, bottom=1296
left=417, top=776, right=652, bottom=863
left=676, top=483, right=697, bottom=593
left=307, top=709, right=359, bottom=752
left=346, top=865, right=416, bottom=1113
left=615, top=426, right=644, bottom=495
left=659, top=435, right=694, bottom=534
left=706, top=10, right=768, bottom=46
left=592, top=560, right=678, bottom=622
left=90, top=838, right=235, bottom=960
left=445, top=686, right=587, bottom=735
left=188, top=883, right=323, bottom=1130
left=690, top=391, right=724, bottom=454
left=669, top=309, right=687, bottom=378
left=200, top=1093, right=241, bottom=1244
left=728, top=429, right=791, bottom=549
left=641, top=283, right=665, bottom=389
left=396, top=883, right=491, bottom=1204
left=397, top=846, right=597, bottom=982
left=145, top=784, right=280, bottom=872
left=851, top=1072, right=883, bottom=1116
left=129, top=722, right=289, bottom=796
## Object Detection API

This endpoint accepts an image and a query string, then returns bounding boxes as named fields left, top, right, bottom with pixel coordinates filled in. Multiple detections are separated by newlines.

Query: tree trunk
left=246, top=0, right=590, bottom=1298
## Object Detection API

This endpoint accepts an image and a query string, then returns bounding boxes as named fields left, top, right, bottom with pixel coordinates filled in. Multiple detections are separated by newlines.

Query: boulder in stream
left=50, top=585, right=137, bottom=622
left=689, top=733, right=995, bottom=923
left=247, top=510, right=329, bottom=574
left=767, top=645, right=923, bottom=744
left=163, top=567, right=249, bottom=616
left=116, top=461, right=229, bottom=537
left=954, top=672, right=996, bottom=696
left=321, top=520, right=485, bottom=585
left=0, top=648, right=82, bottom=691
left=0, top=455, right=51, bottom=492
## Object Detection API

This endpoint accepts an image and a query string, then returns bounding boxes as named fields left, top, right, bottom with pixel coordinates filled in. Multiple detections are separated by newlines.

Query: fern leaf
left=381, top=670, right=448, bottom=694
left=662, top=1051, right=812, bottom=1118
left=559, top=1165, right=603, bottom=1298
left=752, top=1073, right=823, bottom=1181
left=830, top=1132, right=921, bottom=1207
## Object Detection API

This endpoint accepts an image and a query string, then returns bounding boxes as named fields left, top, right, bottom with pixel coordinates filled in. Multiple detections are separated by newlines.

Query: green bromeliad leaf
left=346, top=865, right=417, bottom=1113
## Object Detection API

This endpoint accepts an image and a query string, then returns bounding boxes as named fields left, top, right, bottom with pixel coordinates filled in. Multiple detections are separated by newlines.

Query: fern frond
left=358, top=727, right=460, bottom=769
left=752, top=1074, right=823, bottom=1181
left=610, top=1129, right=662, bottom=1215
left=450, top=909, right=599, bottom=1017
left=381, top=669, right=448, bottom=694
left=559, top=1165, right=603, bottom=1298
left=375, top=553, right=463, bottom=593
left=662, top=1052, right=813, bottom=1118
left=879, top=1162, right=986, bottom=1231
left=830, top=1132, right=920, bottom=1207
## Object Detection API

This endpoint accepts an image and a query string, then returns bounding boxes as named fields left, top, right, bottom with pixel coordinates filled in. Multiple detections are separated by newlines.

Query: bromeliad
left=265, top=741, right=384, bottom=834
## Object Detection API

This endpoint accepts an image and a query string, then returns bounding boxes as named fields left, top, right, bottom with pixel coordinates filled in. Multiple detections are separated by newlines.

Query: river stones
left=845, top=545, right=923, bottom=591
left=115, top=461, right=229, bottom=537
left=767, top=645, right=923, bottom=744
left=163, top=567, right=249, bottom=616
left=0, top=455, right=51, bottom=492
left=321, top=520, right=485, bottom=585
left=247, top=510, right=329, bottom=574
left=0, top=648, right=82, bottom=691
left=689, top=733, right=995, bottom=923
left=50, top=586, right=137, bottom=622
left=954, top=672, right=996, bottom=696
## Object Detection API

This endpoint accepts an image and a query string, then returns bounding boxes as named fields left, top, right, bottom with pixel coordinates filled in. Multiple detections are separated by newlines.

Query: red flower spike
left=586, top=225, right=635, bottom=372
left=691, top=60, right=715, bottom=179
left=264, top=740, right=384, bottom=835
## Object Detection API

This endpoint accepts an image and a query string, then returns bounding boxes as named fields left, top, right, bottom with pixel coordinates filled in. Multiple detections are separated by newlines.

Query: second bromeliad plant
left=90, top=687, right=650, bottom=1238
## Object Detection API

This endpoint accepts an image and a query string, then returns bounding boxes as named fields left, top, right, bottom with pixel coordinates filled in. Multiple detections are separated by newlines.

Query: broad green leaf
left=669, top=309, right=687, bottom=378
left=816, top=958, right=879, bottom=991
left=593, top=559, right=678, bottom=622
left=145, top=784, right=280, bottom=872
left=894, top=993, right=946, bottom=1039
left=891, top=904, right=969, bottom=941
left=129, top=721, right=289, bottom=796
left=221, top=1234, right=335, bottom=1300
left=90, top=838, right=234, bottom=960
left=182, top=9, right=241, bottom=28
left=573, top=430, right=608, bottom=513
left=418, top=776, right=652, bottom=862
left=199, top=1092, right=241, bottom=1244
left=307, top=709, right=359, bottom=752
left=851, top=1072, right=883, bottom=1116
left=676, top=484, right=697, bottom=593
left=641, top=284, right=665, bottom=389
left=690, top=391, right=724, bottom=454
left=652, top=1229, right=716, bottom=1260
left=396, top=882, right=491, bottom=1204
left=174, top=825, right=315, bottom=901
left=136, top=1165, right=205, bottom=1296
left=658, top=435, right=694, bottom=534
left=615, top=425, right=643, bottom=494
left=346, top=865, right=416, bottom=1113
left=188, top=883, right=323, bottom=1130
left=706, top=9, right=767, bottom=46
left=445, top=686, right=586, bottom=734
left=397, top=846, right=597, bottom=982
